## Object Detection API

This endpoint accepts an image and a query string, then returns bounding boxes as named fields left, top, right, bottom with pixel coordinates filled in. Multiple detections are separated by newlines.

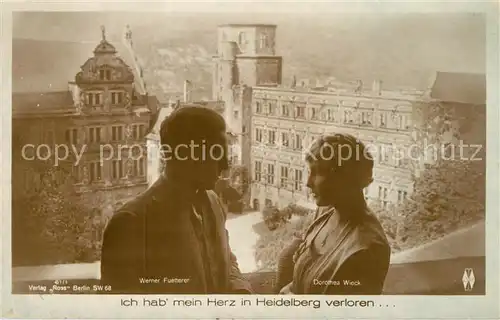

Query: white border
left=2, top=1, right=499, bottom=319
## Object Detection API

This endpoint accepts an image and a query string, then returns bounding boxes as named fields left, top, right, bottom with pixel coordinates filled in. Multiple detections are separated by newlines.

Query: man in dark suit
left=100, top=106, right=253, bottom=294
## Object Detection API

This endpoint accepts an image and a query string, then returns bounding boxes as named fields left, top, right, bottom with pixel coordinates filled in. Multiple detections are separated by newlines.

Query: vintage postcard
left=1, top=1, right=499, bottom=319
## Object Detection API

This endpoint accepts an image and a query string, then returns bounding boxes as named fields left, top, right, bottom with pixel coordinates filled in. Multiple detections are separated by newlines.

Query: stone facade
left=248, top=86, right=421, bottom=210
left=212, top=24, right=424, bottom=211
left=12, top=27, right=158, bottom=212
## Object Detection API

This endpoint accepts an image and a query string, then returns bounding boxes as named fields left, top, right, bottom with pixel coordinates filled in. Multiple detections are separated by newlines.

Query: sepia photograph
left=8, top=7, right=490, bottom=300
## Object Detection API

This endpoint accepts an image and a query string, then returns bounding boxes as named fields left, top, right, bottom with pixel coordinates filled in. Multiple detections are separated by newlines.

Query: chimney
left=372, top=80, right=382, bottom=95
left=183, top=80, right=191, bottom=103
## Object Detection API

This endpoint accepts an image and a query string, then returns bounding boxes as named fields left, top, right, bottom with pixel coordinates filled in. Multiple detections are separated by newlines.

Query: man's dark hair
left=160, top=106, right=227, bottom=160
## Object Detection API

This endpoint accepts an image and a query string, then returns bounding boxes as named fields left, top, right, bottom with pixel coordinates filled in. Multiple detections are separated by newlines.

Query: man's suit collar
left=150, top=175, right=209, bottom=210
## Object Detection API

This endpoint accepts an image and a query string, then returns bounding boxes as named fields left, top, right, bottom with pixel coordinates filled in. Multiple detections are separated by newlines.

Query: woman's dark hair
left=305, top=133, right=374, bottom=189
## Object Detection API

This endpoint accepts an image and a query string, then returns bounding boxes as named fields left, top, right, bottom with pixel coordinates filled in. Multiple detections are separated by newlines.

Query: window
left=379, top=144, right=391, bottom=164
left=111, top=125, right=124, bottom=141
left=281, top=132, right=289, bottom=147
left=294, top=134, right=303, bottom=150
left=112, top=160, right=124, bottom=180
left=238, top=32, right=247, bottom=45
left=132, top=124, right=146, bottom=140
left=99, top=69, right=111, bottom=80
left=311, top=107, right=318, bottom=120
left=111, top=92, right=123, bottom=105
left=266, top=163, right=275, bottom=185
left=259, top=33, right=268, bottom=49
left=282, top=104, right=290, bottom=117
left=133, top=158, right=145, bottom=177
left=379, top=112, right=387, bottom=127
left=88, top=127, right=102, bottom=143
left=233, top=110, right=239, bottom=119
left=268, top=102, right=276, bottom=116
left=280, top=166, right=288, bottom=188
left=231, top=155, right=239, bottom=165
left=268, top=129, right=276, bottom=145
left=397, top=190, right=408, bottom=203
left=295, top=105, right=305, bottom=118
left=405, top=117, right=412, bottom=130
left=65, top=128, right=78, bottom=145
left=255, top=128, right=263, bottom=143
left=87, top=92, right=102, bottom=105
left=397, top=115, right=410, bottom=130
left=294, top=169, right=303, bottom=191
left=327, top=108, right=334, bottom=121
left=255, top=102, right=262, bottom=114
left=89, top=162, right=102, bottom=183
left=344, top=110, right=353, bottom=123
left=361, top=111, right=373, bottom=125
left=378, top=186, right=389, bottom=208
left=254, top=161, right=262, bottom=182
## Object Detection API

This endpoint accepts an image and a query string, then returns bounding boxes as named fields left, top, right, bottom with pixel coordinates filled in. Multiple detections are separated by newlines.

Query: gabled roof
left=12, top=37, right=146, bottom=95
left=429, top=72, right=486, bottom=105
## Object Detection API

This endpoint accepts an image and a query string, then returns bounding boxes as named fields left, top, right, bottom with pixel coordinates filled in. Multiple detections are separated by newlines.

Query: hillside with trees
left=13, top=12, right=485, bottom=102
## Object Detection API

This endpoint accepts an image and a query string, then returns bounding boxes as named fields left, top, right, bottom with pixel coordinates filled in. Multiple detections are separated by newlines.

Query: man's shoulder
left=111, top=180, right=164, bottom=221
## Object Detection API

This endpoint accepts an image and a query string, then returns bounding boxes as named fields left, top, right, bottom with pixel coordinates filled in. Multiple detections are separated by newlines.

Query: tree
left=12, top=161, right=104, bottom=266
left=255, top=203, right=315, bottom=271
left=366, top=100, right=487, bottom=252
left=397, top=158, right=485, bottom=250
left=229, top=164, right=250, bottom=196
left=280, top=204, right=312, bottom=218
left=262, top=205, right=288, bottom=231
left=370, top=202, right=405, bottom=252
left=394, top=100, right=487, bottom=249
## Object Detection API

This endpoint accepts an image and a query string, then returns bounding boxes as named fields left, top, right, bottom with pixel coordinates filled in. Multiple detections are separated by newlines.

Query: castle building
left=12, top=26, right=159, bottom=215
left=211, top=24, right=486, bottom=211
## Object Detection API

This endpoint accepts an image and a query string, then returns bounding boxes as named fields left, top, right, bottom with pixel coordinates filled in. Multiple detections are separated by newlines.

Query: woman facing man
left=275, top=133, right=391, bottom=295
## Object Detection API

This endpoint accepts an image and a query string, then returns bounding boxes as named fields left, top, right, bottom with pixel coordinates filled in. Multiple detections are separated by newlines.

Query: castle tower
left=211, top=24, right=282, bottom=206
left=213, top=24, right=282, bottom=97
left=212, top=24, right=283, bottom=167
left=213, top=41, right=239, bottom=101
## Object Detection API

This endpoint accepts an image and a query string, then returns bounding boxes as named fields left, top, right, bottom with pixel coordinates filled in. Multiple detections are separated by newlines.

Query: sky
left=12, top=11, right=486, bottom=90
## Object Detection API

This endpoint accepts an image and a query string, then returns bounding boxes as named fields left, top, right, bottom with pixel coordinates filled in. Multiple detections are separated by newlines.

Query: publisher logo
left=462, top=268, right=475, bottom=291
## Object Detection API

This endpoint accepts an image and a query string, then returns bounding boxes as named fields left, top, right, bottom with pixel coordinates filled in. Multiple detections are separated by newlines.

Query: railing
left=11, top=259, right=485, bottom=295
left=12, top=221, right=485, bottom=295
